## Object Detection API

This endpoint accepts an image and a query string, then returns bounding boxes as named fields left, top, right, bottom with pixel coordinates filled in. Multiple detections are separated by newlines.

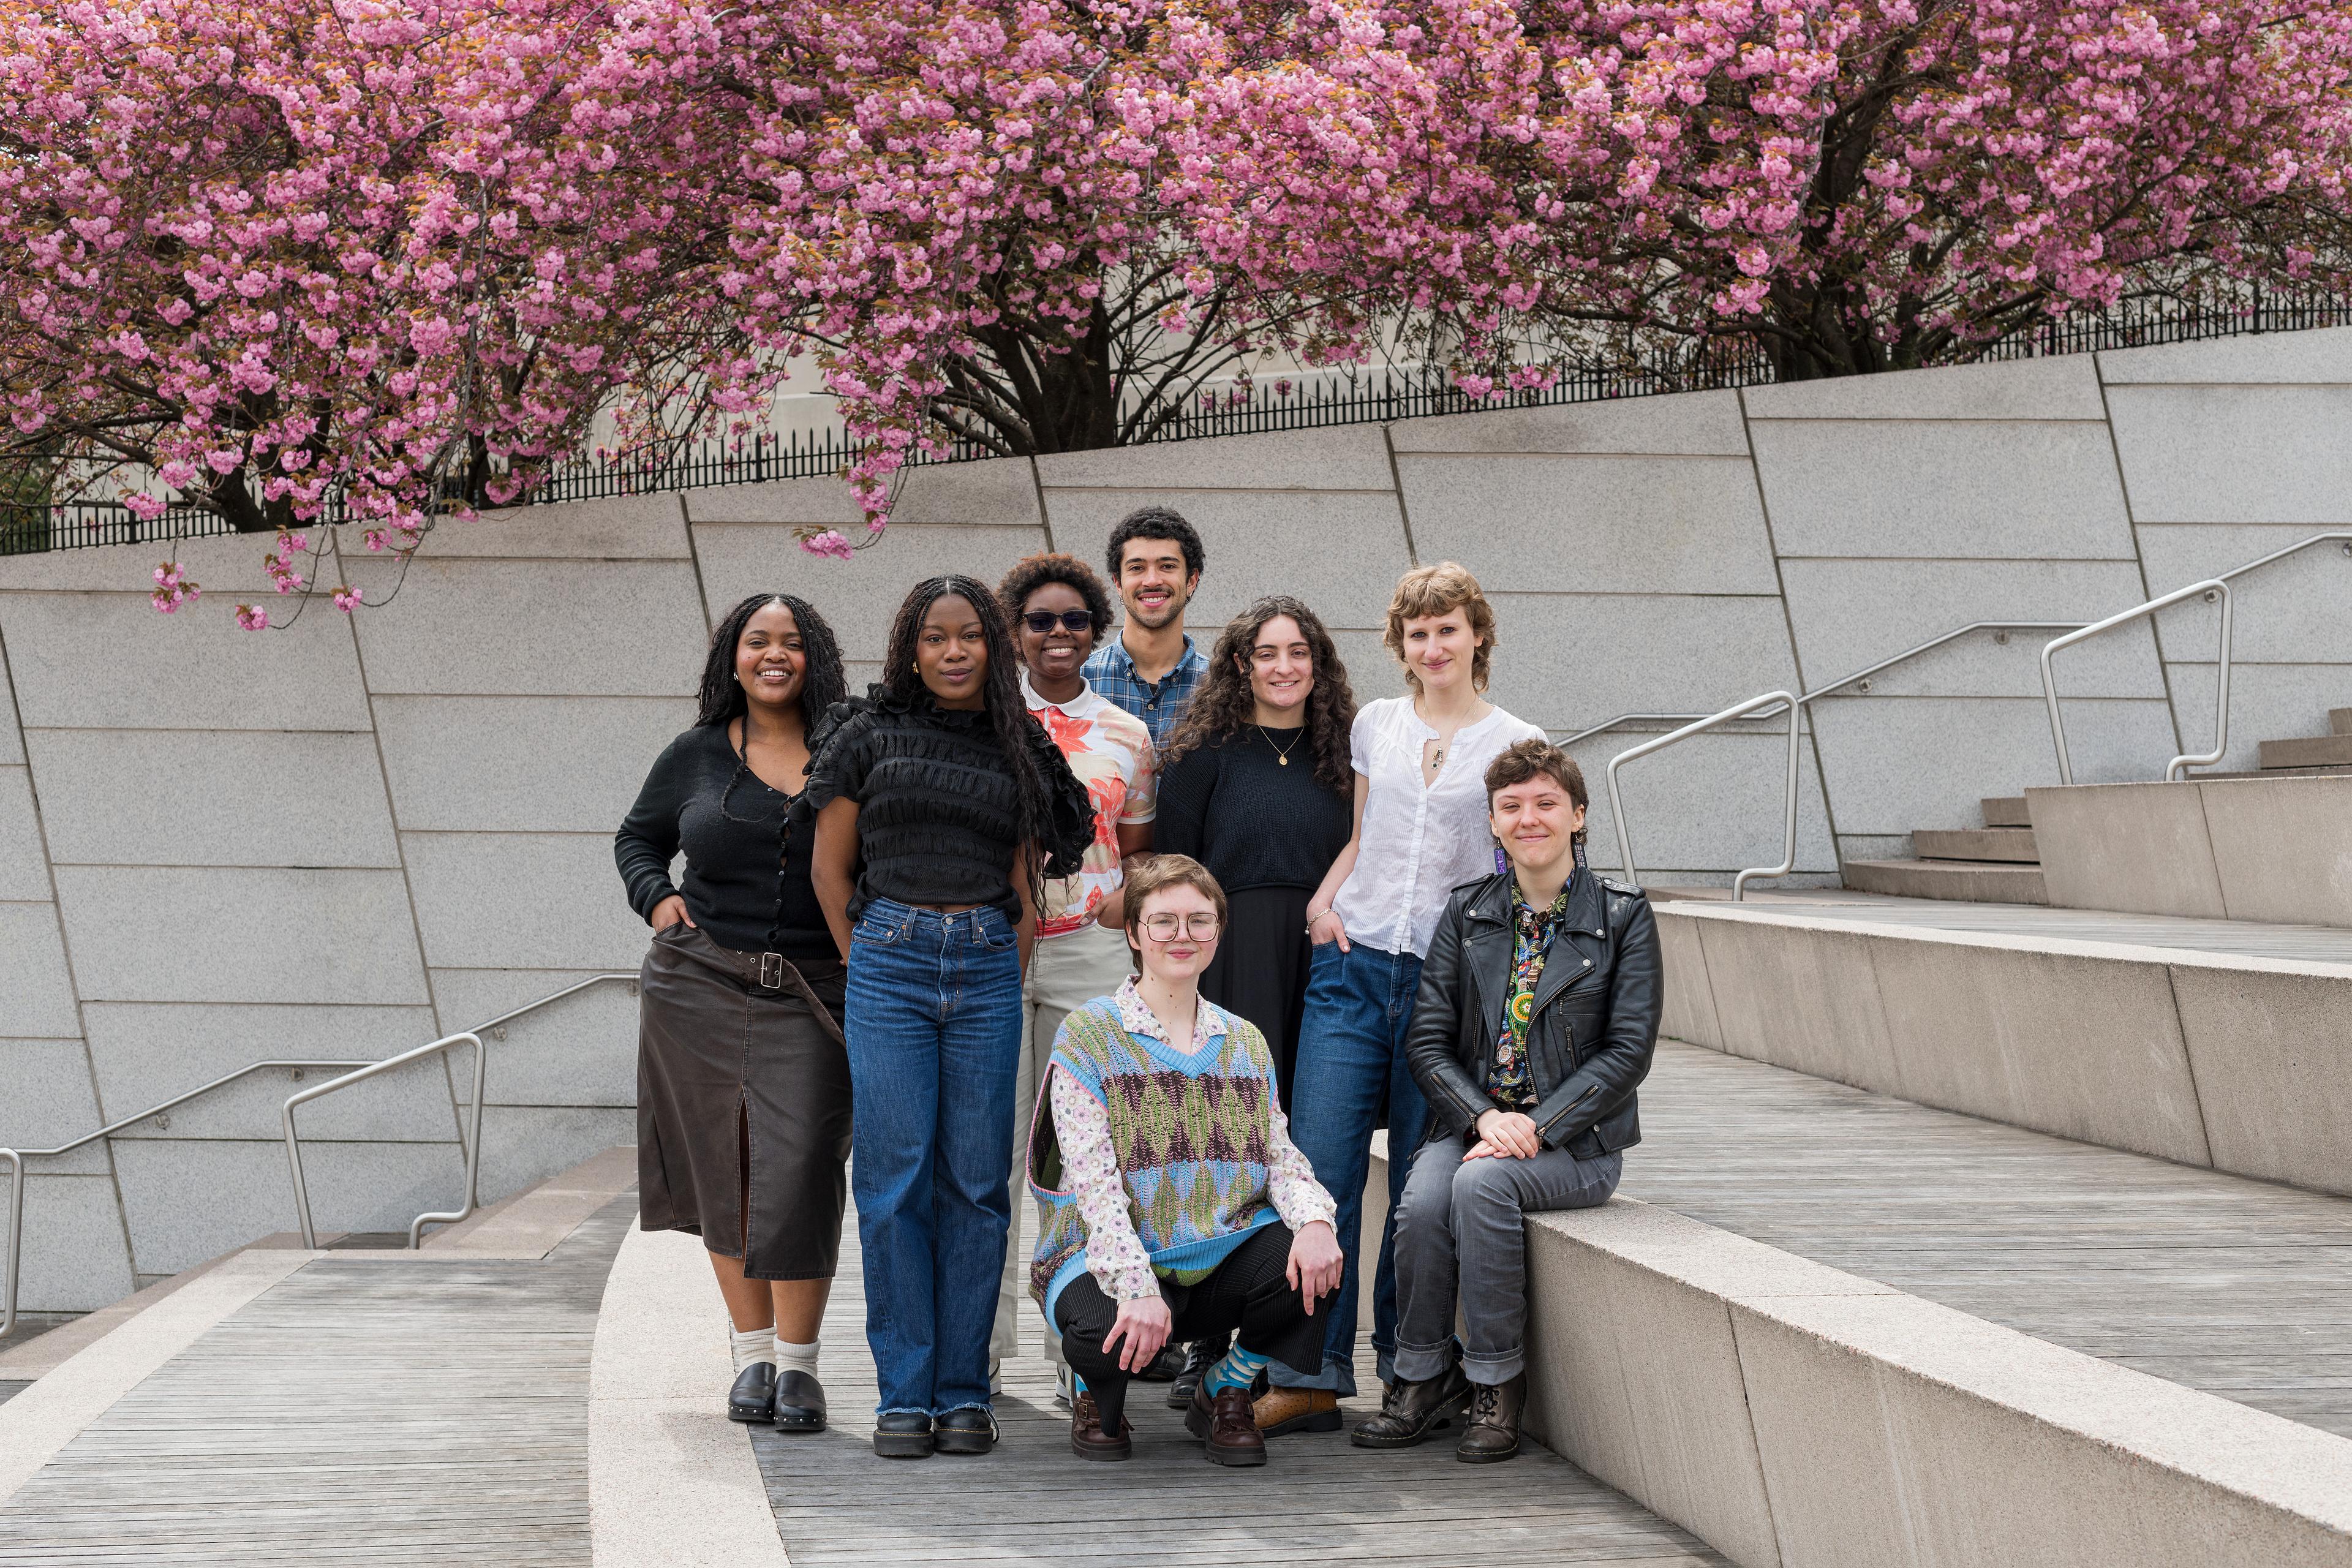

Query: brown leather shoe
left=1069, top=1389, right=1132, bottom=1462
left=1250, top=1385, right=1341, bottom=1436
left=1186, top=1384, right=1267, bottom=1466
left=1456, top=1373, right=1526, bottom=1463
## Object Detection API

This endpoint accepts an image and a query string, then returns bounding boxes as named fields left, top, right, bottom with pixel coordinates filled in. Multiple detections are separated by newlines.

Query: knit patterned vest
left=1027, top=995, right=1282, bottom=1323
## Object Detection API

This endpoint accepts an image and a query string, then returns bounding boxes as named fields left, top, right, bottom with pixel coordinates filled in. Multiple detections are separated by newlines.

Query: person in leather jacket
left=1351, top=737, right=1661, bottom=1462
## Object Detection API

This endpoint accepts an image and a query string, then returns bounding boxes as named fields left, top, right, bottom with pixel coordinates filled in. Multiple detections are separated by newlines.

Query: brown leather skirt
left=635, top=923, right=851, bottom=1280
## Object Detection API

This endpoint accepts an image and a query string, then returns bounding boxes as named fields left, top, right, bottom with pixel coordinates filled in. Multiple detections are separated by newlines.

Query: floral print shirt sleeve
left=1048, top=1066, right=1160, bottom=1302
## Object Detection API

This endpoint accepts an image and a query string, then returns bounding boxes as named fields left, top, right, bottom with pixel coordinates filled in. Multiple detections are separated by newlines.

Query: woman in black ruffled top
left=805, top=574, right=1093, bottom=1460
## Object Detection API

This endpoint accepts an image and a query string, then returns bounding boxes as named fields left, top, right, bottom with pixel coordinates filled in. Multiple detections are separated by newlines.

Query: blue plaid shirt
left=1082, top=634, right=1208, bottom=750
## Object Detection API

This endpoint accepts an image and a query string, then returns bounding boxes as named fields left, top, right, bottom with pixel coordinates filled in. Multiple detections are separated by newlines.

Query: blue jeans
left=1271, top=940, right=1427, bottom=1395
left=843, top=898, right=1024, bottom=1418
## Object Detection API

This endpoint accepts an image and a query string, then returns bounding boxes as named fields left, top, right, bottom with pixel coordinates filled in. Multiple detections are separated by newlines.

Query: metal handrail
left=1560, top=621, right=2089, bottom=748
left=1, top=1058, right=371, bottom=1340
left=2042, top=531, right=2352, bottom=785
left=281, top=972, right=637, bottom=1250
left=1608, top=691, right=1802, bottom=900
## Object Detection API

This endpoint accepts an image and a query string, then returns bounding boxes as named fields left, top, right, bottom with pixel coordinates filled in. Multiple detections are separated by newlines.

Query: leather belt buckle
left=758, top=952, right=785, bottom=989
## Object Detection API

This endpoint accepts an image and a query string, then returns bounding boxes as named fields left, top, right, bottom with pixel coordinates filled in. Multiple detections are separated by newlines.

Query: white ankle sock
left=775, top=1336, right=820, bottom=1378
left=730, top=1325, right=777, bottom=1375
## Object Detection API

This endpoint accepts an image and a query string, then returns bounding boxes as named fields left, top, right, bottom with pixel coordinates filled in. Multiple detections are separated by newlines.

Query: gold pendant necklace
left=1257, top=725, right=1302, bottom=766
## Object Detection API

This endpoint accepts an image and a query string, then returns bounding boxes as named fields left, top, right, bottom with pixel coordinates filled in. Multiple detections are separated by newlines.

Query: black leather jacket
left=1404, top=868, right=1662, bottom=1158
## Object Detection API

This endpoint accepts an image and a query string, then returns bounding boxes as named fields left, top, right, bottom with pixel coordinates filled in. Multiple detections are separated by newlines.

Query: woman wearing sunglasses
left=1024, top=854, right=1344, bottom=1466
left=989, top=552, right=1161, bottom=1403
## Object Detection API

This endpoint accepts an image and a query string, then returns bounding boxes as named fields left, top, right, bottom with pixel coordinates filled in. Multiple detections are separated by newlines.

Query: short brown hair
left=1120, top=853, right=1229, bottom=969
left=1383, top=562, right=1496, bottom=693
left=1485, top=739, right=1588, bottom=845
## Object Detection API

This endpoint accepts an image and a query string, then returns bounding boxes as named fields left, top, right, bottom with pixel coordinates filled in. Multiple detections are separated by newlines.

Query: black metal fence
left=6, top=287, right=2346, bottom=557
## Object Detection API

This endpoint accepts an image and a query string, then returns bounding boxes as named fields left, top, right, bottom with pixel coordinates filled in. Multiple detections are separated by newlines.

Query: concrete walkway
left=1626, top=1040, right=2352, bottom=1439
left=753, top=1206, right=1726, bottom=1567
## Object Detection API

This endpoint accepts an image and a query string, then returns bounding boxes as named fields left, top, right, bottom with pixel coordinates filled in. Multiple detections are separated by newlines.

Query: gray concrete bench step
left=1509, top=1042, right=2352, bottom=1566
left=1839, top=858, right=2047, bottom=903
left=2335, top=706, right=2352, bottom=736
left=1979, top=794, right=2032, bottom=827
left=2261, top=732, right=2352, bottom=769
left=1910, top=826, right=2038, bottom=862
left=1656, top=897, right=2352, bottom=1196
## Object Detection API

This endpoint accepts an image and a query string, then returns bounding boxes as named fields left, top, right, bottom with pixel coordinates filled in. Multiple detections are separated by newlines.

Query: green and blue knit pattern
left=1027, top=996, right=1282, bottom=1324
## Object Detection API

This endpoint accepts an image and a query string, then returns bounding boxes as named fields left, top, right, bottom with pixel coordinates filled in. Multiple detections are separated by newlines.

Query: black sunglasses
left=1023, top=609, right=1095, bottom=635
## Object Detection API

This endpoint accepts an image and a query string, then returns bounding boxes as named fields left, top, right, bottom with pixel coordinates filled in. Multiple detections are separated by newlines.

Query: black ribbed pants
left=1052, top=1223, right=1332, bottom=1431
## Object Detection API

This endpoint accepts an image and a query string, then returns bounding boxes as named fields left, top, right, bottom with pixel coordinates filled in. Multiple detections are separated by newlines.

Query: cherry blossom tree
left=0, top=0, right=760, bottom=617
left=1153, top=0, right=2352, bottom=382
left=3, top=0, right=2348, bottom=595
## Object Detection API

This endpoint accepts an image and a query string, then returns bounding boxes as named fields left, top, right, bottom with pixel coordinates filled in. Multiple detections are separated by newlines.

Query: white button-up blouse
left=1328, top=696, right=1546, bottom=959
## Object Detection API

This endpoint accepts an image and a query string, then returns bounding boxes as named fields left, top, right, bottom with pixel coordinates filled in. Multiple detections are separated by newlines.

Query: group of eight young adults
left=616, top=508, right=1661, bottom=1466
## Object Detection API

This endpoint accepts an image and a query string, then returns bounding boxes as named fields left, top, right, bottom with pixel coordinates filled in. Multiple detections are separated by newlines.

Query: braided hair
left=693, top=592, right=848, bottom=731
left=1161, top=595, right=1357, bottom=793
left=883, top=575, right=1059, bottom=902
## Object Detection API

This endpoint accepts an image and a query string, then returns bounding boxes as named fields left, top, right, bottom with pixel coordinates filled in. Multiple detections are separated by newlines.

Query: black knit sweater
left=1155, top=727, right=1352, bottom=894
left=614, top=723, right=834, bottom=960
left=799, top=687, right=1094, bottom=922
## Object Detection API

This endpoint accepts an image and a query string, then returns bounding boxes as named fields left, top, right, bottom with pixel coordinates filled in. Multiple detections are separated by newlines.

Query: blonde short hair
left=1121, top=854, right=1228, bottom=970
left=1383, top=561, right=1496, bottom=694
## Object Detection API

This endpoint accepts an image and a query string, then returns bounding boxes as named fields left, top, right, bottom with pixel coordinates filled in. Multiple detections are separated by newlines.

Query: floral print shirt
left=1048, top=979, right=1335, bottom=1301
left=1023, top=673, right=1157, bottom=938
left=1488, top=880, right=1572, bottom=1110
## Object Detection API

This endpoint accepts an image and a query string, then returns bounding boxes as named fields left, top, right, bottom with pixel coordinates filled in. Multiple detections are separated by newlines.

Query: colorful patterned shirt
left=1081, top=633, right=1208, bottom=751
left=1022, top=673, right=1157, bottom=938
left=1041, top=980, right=1335, bottom=1303
left=1489, top=880, right=1573, bottom=1110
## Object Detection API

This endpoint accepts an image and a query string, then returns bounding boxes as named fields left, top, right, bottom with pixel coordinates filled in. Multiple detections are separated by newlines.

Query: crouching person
left=1027, top=854, right=1345, bottom=1465
left=1354, top=739, right=1660, bottom=1462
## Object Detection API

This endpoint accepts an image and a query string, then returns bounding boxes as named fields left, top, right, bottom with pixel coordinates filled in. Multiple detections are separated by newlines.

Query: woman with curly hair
left=805, top=575, right=1095, bottom=1459
left=615, top=592, right=851, bottom=1433
left=1155, top=596, right=1356, bottom=1098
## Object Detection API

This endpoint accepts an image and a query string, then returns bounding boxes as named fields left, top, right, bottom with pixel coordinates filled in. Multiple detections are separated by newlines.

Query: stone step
left=1913, top=826, right=2039, bottom=863
left=1842, top=858, right=2048, bottom=904
left=1980, top=794, right=2031, bottom=827
left=2261, top=733, right=2352, bottom=769
left=2194, top=762, right=2352, bottom=780
left=2334, top=707, right=2352, bottom=736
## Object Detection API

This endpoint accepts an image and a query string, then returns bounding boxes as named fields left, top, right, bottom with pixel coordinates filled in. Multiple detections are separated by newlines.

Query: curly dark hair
left=882, top=574, right=1057, bottom=902
left=693, top=593, right=848, bottom=731
left=997, top=551, right=1115, bottom=646
left=1161, top=595, right=1356, bottom=793
left=1104, top=505, right=1205, bottom=584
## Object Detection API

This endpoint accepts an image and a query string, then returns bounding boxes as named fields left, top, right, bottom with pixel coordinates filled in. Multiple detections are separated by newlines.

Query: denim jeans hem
left=1390, top=1334, right=1458, bottom=1383
left=1460, top=1346, right=1526, bottom=1385
left=1265, top=1354, right=1359, bottom=1398
left=875, top=1403, right=932, bottom=1418
left=936, top=1400, right=995, bottom=1418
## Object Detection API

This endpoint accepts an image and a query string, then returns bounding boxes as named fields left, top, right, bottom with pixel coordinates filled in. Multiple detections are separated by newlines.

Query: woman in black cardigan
left=614, top=592, right=850, bottom=1434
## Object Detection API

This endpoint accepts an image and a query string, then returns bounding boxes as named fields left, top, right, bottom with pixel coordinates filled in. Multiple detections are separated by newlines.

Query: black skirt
left=1196, top=884, right=1313, bottom=1102
left=635, top=924, right=852, bottom=1280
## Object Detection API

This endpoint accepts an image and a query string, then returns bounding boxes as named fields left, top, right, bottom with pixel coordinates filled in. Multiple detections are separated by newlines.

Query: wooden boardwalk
left=0, top=1200, right=631, bottom=1565
left=752, top=1204, right=1726, bottom=1567
left=1629, top=1041, right=2352, bottom=1438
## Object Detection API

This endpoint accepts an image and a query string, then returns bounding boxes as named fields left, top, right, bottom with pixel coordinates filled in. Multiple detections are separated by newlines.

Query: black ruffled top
left=799, top=685, right=1095, bottom=922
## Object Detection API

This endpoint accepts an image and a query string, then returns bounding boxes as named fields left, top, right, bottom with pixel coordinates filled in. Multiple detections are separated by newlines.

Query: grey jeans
left=1391, top=1130, right=1623, bottom=1386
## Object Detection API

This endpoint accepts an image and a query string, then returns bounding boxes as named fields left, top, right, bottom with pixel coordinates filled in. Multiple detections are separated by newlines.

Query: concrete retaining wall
left=2032, top=775, right=2352, bottom=928
left=1657, top=903, right=2352, bottom=1196
left=5, top=329, right=2352, bottom=1313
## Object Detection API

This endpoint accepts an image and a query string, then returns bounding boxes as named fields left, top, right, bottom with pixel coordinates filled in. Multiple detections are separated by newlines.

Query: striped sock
left=1202, top=1344, right=1268, bottom=1398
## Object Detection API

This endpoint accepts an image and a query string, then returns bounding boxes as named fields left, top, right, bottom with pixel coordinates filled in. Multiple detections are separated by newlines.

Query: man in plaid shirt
left=1082, top=505, right=1210, bottom=752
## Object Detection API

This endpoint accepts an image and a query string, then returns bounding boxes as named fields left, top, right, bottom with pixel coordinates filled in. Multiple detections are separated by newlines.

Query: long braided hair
left=693, top=592, right=848, bottom=732
left=882, top=575, right=1059, bottom=902
left=1162, top=595, right=1356, bottom=793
